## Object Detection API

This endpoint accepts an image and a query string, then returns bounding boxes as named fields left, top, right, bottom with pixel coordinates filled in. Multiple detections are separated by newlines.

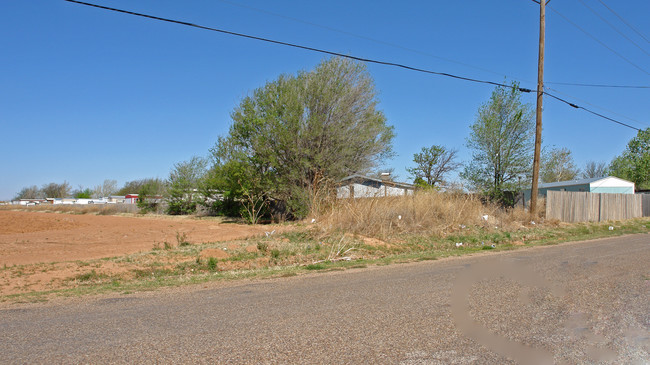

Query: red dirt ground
left=0, top=210, right=268, bottom=266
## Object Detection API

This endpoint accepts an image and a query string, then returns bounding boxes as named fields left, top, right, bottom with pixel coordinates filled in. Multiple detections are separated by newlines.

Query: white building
left=337, top=174, right=415, bottom=199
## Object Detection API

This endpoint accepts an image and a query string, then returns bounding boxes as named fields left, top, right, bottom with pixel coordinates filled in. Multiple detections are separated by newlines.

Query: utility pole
left=530, top=0, right=545, bottom=217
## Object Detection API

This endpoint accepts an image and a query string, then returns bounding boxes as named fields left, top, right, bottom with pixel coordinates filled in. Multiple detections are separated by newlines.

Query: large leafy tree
left=167, top=156, right=207, bottom=215
left=116, top=178, right=166, bottom=196
left=209, top=57, right=395, bottom=219
left=540, top=147, right=579, bottom=183
left=73, top=187, right=93, bottom=199
left=609, top=127, right=650, bottom=190
left=407, top=145, right=459, bottom=187
left=461, top=83, right=535, bottom=199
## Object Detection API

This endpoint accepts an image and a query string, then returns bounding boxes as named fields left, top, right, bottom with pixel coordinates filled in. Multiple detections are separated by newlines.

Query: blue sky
left=1, top=0, right=649, bottom=200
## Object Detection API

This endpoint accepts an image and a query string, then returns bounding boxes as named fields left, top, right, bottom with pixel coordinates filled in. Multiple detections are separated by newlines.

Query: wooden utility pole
left=530, top=0, right=545, bottom=217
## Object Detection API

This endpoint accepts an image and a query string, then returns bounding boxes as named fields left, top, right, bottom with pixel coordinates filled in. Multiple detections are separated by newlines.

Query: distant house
left=14, top=198, right=47, bottom=205
left=124, top=194, right=139, bottom=204
left=44, top=198, right=75, bottom=205
left=337, top=174, right=415, bottom=199
left=524, top=176, right=635, bottom=202
left=107, top=195, right=125, bottom=204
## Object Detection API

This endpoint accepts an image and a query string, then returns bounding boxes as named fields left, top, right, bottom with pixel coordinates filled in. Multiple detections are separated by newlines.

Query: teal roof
left=538, top=177, right=605, bottom=189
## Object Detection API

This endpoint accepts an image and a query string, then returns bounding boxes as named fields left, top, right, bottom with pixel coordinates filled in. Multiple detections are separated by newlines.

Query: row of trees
left=15, top=57, right=649, bottom=219
left=14, top=180, right=118, bottom=200
left=407, top=83, right=649, bottom=200
left=13, top=179, right=167, bottom=200
left=12, top=57, right=392, bottom=221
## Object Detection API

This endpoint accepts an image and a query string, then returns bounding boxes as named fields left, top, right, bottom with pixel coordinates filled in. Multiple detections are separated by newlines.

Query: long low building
left=337, top=174, right=415, bottom=199
left=524, top=176, right=636, bottom=202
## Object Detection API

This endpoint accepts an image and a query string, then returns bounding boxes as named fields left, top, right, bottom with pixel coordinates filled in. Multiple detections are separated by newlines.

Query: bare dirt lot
left=0, top=210, right=267, bottom=266
left=0, top=210, right=277, bottom=296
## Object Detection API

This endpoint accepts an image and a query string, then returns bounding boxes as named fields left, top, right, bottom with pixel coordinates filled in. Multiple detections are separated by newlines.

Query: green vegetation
left=610, top=127, right=650, bottom=190
left=176, top=232, right=191, bottom=247
left=204, top=57, right=395, bottom=221
left=166, top=156, right=207, bottom=215
left=73, top=188, right=93, bottom=199
left=407, top=145, right=460, bottom=187
left=2, top=215, right=648, bottom=304
left=541, top=147, right=579, bottom=183
left=461, top=83, right=534, bottom=203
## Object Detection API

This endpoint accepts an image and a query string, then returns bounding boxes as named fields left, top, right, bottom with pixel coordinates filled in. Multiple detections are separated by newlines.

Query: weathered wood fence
left=643, top=194, right=650, bottom=218
left=546, top=191, right=644, bottom=222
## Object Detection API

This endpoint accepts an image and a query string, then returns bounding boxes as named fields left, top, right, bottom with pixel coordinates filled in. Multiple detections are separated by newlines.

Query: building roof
left=340, top=174, right=415, bottom=189
left=537, top=176, right=634, bottom=189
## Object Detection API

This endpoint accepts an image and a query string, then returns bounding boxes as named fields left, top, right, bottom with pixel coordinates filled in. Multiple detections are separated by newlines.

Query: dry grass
left=0, top=204, right=140, bottom=215
left=316, top=191, right=545, bottom=239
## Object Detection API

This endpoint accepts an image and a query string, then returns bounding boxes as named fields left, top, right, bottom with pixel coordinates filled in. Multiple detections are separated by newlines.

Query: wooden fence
left=643, top=194, right=650, bottom=218
left=546, top=190, right=644, bottom=222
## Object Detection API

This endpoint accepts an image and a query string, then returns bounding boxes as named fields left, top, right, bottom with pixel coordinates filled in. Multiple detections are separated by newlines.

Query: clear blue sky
left=2, top=0, right=649, bottom=200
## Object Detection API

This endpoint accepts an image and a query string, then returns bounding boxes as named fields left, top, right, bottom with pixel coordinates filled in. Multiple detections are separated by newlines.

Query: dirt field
left=0, top=210, right=268, bottom=266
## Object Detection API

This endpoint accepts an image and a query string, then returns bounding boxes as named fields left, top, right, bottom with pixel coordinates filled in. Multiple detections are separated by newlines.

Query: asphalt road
left=1, top=234, right=649, bottom=364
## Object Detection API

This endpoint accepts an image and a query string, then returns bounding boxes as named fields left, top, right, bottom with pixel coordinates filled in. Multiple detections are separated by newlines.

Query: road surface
left=1, top=234, right=649, bottom=364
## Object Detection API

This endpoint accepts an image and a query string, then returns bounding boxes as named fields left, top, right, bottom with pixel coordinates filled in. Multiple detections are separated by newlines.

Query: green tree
left=14, top=185, right=42, bottom=200
left=73, top=187, right=93, bottom=199
left=540, top=147, right=579, bottom=183
left=461, top=83, right=535, bottom=200
left=581, top=161, right=609, bottom=179
left=208, top=57, right=395, bottom=219
left=609, top=127, right=650, bottom=190
left=166, top=156, right=207, bottom=215
left=406, top=145, right=459, bottom=187
left=116, top=178, right=165, bottom=196
left=137, top=178, right=167, bottom=213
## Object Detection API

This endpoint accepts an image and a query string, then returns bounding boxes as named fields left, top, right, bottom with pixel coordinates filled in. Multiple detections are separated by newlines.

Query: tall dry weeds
left=316, top=191, right=544, bottom=239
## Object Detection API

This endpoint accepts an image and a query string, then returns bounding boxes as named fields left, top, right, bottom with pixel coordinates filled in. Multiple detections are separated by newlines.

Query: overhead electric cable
left=546, top=4, right=650, bottom=76
left=542, top=92, right=640, bottom=131
left=64, top=0, right=643, bottom=131
left=63, top=0, right=527, bottom=91
left=222, top=0, right=648, bottom=90
left=596, top=0, right=650, bottom=44
left=216, top=0, right=518, bottom=81
left=544, top=86, right=649, bottom=128
left=577, top=0, right=650, bottom=57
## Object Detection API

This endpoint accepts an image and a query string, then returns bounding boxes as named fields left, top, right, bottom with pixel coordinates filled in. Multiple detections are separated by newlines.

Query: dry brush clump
left=316, top=190, right=544, bottom=239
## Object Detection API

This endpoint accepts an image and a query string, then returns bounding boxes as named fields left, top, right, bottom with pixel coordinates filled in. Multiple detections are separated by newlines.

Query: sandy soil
left=0, top=210, right=268, bottom=266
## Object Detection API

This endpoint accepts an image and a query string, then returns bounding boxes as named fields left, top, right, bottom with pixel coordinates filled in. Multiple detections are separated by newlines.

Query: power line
left=596, top=0, right=650, bottom=44
left=64, top=0, right=643, bottom=132
left=546, top=4, right=650, bottom=76
left=221, top=0, right=649, bottom=91
left=223, top=0, right=650, bottom=91
left=544, top=86, right=649, bottom=128
left=577, top=0, right=650, bottom=58
left=216, top=0, right=515, bottom=80
left=542, top=92, right=641, bottom=131
left=63, top=0, right=525, bottom=91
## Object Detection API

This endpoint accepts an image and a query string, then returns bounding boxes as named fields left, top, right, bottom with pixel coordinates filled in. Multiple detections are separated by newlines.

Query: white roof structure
left=538, top=176, right=634, bottom=190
